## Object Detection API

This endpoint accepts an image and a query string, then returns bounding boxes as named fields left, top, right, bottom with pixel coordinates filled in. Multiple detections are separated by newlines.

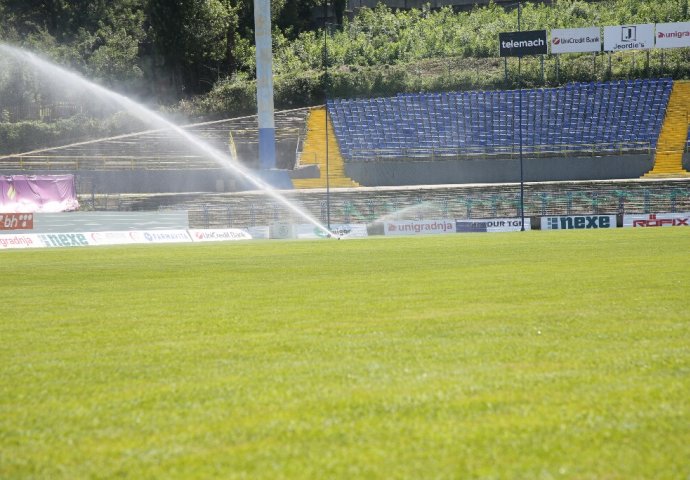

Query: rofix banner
left=384, top=220, right=455, bottom=236
left=456, top=218, right=531, bottom=233
left=656, top=22, right=690, bottom=49
left=604, top=24, right=654, bottom=51
left=551, top=27, right=601, bottom=53
left=623, top=213, right=690, bottom=227
left=499, top=30, right=548, bottom=57
left=541, top=215, right=616, bottom=230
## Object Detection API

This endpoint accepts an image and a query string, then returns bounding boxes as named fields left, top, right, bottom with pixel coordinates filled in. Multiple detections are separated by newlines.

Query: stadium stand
left=644, top=80, right=690, bottom=178
left=327, top=79, right=673, bottom=162
left=292, top=107, right=359, bottom=189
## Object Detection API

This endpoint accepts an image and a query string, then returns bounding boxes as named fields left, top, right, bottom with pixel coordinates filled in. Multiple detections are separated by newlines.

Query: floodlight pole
left=323, top=8, right=332, bottom=230
left=518, top=2, right=525, bottom=231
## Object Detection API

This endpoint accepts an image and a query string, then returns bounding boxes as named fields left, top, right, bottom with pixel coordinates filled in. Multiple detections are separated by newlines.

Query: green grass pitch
left=1, top=229, right=689, bottom=479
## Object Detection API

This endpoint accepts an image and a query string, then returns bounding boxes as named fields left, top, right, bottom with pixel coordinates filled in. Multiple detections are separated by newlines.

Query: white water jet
left=369, top=200, right=443, bottom=225
left=0, top=44, right=336, bottom=238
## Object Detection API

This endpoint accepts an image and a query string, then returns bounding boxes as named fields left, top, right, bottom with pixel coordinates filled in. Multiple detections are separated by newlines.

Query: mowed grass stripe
left=1, top=229, right=688, bottom=479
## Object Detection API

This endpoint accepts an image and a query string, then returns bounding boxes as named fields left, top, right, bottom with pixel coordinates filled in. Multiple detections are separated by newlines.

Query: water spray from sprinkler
left=0, top=44, right=338, bottom=238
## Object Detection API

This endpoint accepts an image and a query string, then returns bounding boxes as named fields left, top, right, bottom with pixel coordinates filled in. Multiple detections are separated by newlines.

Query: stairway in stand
left=292, top=107, right=360, bottom=189
left=644, top=80, right=690, bottom=178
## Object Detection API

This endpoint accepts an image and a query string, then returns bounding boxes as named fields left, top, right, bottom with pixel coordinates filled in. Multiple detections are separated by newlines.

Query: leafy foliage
left=0, top=0, right=689, bottom=134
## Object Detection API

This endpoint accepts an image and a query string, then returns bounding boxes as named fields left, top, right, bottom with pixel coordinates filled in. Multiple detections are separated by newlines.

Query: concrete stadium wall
left=4, top=152, right=674, bottom=194
left=2, top=169, right=260, bottom=194
left=78, top=170, right=242, bottom=194
left=9, top=211, right=189, bottom=234
left=96, top=178, right=690, bottom=229
left=344, top=154, right=654, bottom=187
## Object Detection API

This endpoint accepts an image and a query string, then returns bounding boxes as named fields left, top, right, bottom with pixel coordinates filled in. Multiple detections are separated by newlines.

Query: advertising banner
left=37, top=233, right=92, bottom=248
left=541, top=215, right=616, bottom=230
left=269, top=222, right=294, bottom=239
left=655, top=22, right=690, bottom=49
left=247, top=226, right=270, bottom=239
left=88, top=231, right=140, bottom=246
left=604, top=24, right=654, bottom=51
left=384, top=219, right=456, bottom=236
left=623, top=212, right=690, bottom=227
left=127, top=230, right=192, bottom=244
left=295, top=224, right=368, bottom=239
left=0, top=234, right=43, bottom=249
left=0, top=175, right=79, bottom=212
left=189, top=229, right=253, bottom=242
left=499, top=30, right=548, bottom=57
left=0, top=213, right=34, bottom=231
left=551, top=27, right=601, bottom=53
left=456, top=218, right=531, bottom=233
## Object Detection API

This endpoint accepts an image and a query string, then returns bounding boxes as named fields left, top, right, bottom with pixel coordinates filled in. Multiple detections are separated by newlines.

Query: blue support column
left=254, top=0, right=276, bottom=171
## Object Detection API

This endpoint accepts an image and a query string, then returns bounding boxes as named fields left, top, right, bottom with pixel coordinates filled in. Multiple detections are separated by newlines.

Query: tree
left=146, top=0, right=233, bottom=97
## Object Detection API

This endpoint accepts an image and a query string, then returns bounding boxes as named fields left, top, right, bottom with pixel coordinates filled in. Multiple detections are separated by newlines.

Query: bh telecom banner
left=541, top=215, right=616, bottom=230
left=551, top=27, right=601, bottom=54
left=499, top=30, right=548, bottom=57
left=604, top=24, right=654, bottom=51
left=0, top=213, right=34, bottom=231
left=456, top=218, right=531, bottom=233
left=384, top=219, right=455, bottom=236
left=623, top=212, right=690, bottom=227
left=656, top=22, right=690, bottom=49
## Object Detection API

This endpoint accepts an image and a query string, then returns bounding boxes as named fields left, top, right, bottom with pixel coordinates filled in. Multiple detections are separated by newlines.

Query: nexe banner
left=541, top=215, right=616, bottom=230
left=656, top=22, right=690, bottom=49
left=499, top=30, right=548, bottom=57
left=604, top=24, right=654, bottom=51
left=551, top=27, right=601, bottom=53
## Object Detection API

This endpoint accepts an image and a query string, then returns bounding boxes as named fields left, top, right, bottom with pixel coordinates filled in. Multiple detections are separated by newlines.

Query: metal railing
left=347, top=141, right=654, bottom=162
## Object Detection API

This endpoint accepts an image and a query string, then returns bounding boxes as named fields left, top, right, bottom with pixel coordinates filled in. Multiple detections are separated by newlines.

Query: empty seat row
left=327, top=79, right=673, bottom=161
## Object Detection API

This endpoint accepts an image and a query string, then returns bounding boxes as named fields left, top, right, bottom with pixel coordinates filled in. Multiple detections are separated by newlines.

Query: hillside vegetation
left=0, top=0, right=689, bottom=151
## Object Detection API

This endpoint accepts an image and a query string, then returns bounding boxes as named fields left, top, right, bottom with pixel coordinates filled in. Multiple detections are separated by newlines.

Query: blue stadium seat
left=326, top=79, right=673, bottom=161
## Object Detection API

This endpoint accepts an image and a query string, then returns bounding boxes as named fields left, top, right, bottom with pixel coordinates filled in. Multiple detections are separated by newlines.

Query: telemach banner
left=604, top=24, right=654, bottom=51
left=655, top=22, right=690, bottom=49
left=499, top=30, right=548, bottom=57
left=550, top=27, right=601, bottom=54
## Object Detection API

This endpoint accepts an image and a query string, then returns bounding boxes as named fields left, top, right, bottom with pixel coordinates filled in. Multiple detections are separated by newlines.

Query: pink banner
left=0, top=175, right=79, bottom=212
